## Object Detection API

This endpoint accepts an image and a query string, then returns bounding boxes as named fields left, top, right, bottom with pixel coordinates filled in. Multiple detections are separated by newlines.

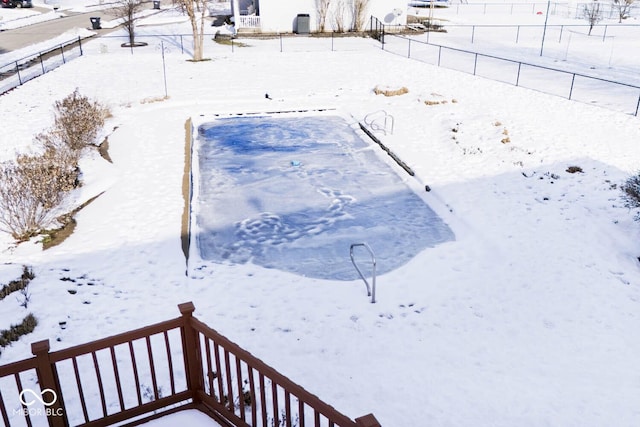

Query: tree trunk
left=182, top=0, right=207, bottom=61
left=189, top=13, right=203, bottom=60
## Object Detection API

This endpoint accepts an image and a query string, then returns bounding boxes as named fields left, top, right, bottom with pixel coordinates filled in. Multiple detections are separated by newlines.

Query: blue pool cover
left=195, top=115, right=454, bottom=281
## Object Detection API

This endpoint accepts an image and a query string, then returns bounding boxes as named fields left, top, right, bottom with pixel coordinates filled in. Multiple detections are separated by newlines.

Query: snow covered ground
left=410, top=2, right=640, bottom=87
left=1, top=1, right=640, bottom=426
left=139, top=409, right=221, bottom=427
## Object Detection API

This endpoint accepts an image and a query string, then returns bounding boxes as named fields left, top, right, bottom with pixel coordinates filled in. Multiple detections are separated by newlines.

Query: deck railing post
left=179, top=302, right=204, bottom=404
left=31, top=340, right=67, bottom=427
left=355, top=413, right=382, bottom=427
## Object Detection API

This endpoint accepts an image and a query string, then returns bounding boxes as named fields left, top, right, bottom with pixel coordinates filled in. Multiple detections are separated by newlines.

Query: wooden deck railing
left=0, top=302, right=382, bottom=427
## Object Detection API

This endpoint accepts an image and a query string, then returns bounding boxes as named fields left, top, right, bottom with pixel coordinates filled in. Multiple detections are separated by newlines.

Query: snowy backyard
left=1, top=0, right=640, bottom=426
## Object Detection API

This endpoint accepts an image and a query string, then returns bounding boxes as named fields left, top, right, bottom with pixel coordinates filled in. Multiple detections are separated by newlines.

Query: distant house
left=229, top=0, right=407, bottom=33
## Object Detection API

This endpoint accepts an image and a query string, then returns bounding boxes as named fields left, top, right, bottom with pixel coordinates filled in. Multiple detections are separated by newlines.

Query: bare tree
left=612, top=0, right=634, bottom=22
left=111, top=0, right=146, bottom=47
left=316, top=0, right=331, bottom=32
left=173, top=0, right=210, bottom=61
left=332, top=0, right=348, bottom=32
left=583, top=0, right=603, bottom=35
left=351, top=0, right=370, bottom=32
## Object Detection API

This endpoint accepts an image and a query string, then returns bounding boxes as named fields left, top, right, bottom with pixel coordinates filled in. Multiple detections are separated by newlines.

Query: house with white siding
left=227, top=0, right=407, bottom=33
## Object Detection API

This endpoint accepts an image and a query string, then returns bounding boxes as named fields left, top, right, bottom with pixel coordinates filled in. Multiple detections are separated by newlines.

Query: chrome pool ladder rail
left=350, top=242, right=377, bottom=303
left=364, top=110, right=395, bottom=135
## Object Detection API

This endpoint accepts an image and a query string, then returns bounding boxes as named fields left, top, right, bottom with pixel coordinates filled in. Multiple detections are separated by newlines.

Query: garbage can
left=90, top=17, right=101, bottom=30
left=153, top=0, right=160, bottom=9
left=296, top=13, right=310, bottom=34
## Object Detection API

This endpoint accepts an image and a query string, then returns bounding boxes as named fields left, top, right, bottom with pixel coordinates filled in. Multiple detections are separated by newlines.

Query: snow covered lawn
left=138, top=410, right=221, bottom=426
left=1, top=3, right=640, bottom=427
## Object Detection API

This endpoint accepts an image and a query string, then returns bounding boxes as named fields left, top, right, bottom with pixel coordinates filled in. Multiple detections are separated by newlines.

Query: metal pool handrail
left=364, top=110, right=395, bottom=135
left=350, top=242, right=377, bottom=303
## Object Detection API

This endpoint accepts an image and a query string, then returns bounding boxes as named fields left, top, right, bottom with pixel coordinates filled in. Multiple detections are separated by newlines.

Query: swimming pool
left=193, top=113, right=454, bottom=281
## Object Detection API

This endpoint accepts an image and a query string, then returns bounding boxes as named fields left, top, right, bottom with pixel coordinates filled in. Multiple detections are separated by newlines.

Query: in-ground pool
left=193, top=114, right=454, bottom=281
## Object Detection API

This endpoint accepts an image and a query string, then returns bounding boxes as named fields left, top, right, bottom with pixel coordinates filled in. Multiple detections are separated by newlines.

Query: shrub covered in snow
left=0, top=90, right=108, bottom=240
left=622, top=173, right=640, bottom=217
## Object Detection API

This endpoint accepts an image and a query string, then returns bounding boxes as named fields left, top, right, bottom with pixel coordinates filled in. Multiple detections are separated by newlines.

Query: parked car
left=1, top=0, right=33, bottom=8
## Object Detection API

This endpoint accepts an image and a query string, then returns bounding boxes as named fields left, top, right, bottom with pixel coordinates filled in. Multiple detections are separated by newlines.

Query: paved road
left=0, top=7, right=119, bottom=54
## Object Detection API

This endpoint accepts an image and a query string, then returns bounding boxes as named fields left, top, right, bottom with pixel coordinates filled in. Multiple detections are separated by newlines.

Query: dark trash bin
left=153, top=0, right=160, bottom=9
left=90, top=17, right=101, bottom=30
left=296, top=13, right=310, bottom=34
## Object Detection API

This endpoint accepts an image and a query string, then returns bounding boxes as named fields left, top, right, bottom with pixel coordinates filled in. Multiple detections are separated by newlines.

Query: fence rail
left=0, top=302, right=381, bottom=427
left=0, top=36, right=86, bottom=96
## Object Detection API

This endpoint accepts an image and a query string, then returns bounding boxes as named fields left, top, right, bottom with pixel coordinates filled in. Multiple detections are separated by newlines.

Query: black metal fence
left=98, top=32, right=370, bottom=56
left=0, top=37, right=85, bottom=95
left=369, top=16, right=385, bottom=43
left=5, top=28, right=639, bottom=116
left=379, top=33, right=640, bottom=116
left=428, top=23, right=640, bottom=45
left=440, top=1, right=638, bottom=19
